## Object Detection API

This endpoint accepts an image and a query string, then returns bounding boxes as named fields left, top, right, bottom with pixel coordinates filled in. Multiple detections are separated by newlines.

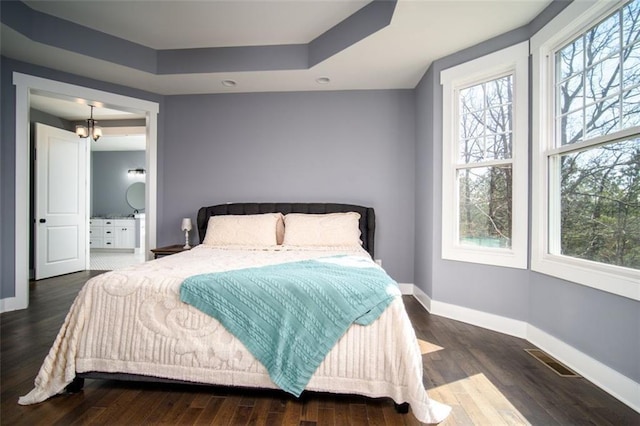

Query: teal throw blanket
left=179, top=255, right=400, bottom=396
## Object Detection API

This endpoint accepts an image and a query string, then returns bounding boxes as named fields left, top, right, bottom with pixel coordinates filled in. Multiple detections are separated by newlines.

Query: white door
left=35, top=123, right=88, bottom=280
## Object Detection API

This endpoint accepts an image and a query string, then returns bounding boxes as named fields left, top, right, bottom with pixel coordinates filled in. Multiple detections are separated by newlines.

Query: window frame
left=440, top=41, right=529, bottom=269
left=531, top=0, right=640, bottom=301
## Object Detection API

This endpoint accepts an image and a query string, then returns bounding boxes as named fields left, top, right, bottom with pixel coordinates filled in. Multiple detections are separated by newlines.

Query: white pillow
left=283, top=212, right=362, bottom=247
left=202, top=213, right=283, bottom=246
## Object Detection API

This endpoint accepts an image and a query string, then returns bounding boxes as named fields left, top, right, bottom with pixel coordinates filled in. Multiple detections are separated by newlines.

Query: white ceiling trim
left=1, top=1, right=554, bottom=95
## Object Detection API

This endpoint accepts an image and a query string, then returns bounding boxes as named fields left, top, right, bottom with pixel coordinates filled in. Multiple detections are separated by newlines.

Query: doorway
left=9, top=72, right=159, bottom=312
left=88, top=124, right=148, bottom=271
left=31, top=96, right=148, bottom=275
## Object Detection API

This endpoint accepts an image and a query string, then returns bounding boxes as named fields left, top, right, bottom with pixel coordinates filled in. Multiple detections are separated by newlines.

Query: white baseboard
left=0, top=296, right=27, bottom=313
left=432, top=299, right=528, bottom=338
left=398, top=283, right=414, bottom=295
left=406, top=283, right=640, bottom=414
left=412, top=284, right=432, bottom=312
left=411, top=284, right=527, bottom=338
left=527, top=325, right=640, bottom=413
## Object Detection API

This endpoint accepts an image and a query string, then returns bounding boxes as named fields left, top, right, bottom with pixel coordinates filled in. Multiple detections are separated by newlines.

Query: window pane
left=487, top=105, right=512, bottom=134
left=622, top=86, right=640, bottom=127
left=585, top=97, right=620, bottom=139
left=585, top=55, right=621, bottom=104
left=623, top=44, right=640, bottom=88
left=585, top=11, right=620, bottom=66
left=460, top=85, right=484, bottom=113
left=460, top=112, right=485, bottom=140
left=458, top=166, right=512, bottom=249
left=622, top=0, right=640, bottom=47
left=557, top=73, right=584, bottom=114
left=459, top=76, right=513, bottom=163
left=557, top=36, right=584, bottom=81
left=486, top=75, right=512, bottom=107
left=487, top=133, right=512, bottom=160
left=559, top=137, right=640, bottom=270
left=558, top=109, right=584, bottom=145
left=555, top=1, right=640, bottom=146
left=459, top=138, right=484, bottom=163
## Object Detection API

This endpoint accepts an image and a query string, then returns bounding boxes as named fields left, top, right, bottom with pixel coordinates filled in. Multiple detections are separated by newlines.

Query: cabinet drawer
left=102, top=228, right=115, bottom=238
left=114, top=219, right=134, bottom=227
left=103, top=238, right=115, bottom=248
left=90, top=219, right=104, bottom=227
left=90, top=237, right=103, bottom=248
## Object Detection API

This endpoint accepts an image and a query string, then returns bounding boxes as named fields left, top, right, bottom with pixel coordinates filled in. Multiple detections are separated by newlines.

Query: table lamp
left=181, top=218, right=192, bottom=249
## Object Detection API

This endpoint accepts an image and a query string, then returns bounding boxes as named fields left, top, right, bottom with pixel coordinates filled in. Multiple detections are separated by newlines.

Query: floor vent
left=525, top=349, right=580, bottom=377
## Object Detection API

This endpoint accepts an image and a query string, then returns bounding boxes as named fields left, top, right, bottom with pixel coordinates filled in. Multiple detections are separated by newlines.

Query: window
left=441, top=42, right=528, bottom=269
left=532, top=0, right=640, bottom=300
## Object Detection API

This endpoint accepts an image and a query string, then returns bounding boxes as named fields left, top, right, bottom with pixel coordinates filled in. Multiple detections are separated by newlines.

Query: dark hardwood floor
left=1, top=271, right=638, bottom=425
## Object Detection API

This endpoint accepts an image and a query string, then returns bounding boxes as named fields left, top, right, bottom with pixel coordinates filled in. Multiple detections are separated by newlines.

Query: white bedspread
left=19, top=245, right=450, bottom=424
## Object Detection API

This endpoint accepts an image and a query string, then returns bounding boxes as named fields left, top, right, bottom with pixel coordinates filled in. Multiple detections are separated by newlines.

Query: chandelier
left=75, top=105, right=102, bottom=142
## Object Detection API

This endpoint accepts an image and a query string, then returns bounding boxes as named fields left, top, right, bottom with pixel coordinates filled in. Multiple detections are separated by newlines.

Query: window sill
left=531, top=254, right=640, bottom=301
left=443, top=246, right=527, bottom=270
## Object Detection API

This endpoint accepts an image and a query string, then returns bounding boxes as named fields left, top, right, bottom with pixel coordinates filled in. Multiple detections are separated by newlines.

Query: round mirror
left=126, top=182, right=145, bottom=210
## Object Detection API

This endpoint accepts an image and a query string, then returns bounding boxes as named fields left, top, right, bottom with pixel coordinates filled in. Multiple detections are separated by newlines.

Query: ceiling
left=30, top=94, right=146, bottom=151
left=5, top=0, right=552, bottom=149
left=1, top=0, right=553, bottom=96
left=30, top=94, right=141, bottom=121
left=24, top=0, right=371, bottom=50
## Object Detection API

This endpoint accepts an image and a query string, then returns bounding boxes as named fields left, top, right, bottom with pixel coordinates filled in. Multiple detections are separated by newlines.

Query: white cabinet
left=90, top=218, right=135, bottom=250
left=89, top=218, right=103, bottom=249
left=114, top=219, right=135, bottom=249
left=102, top=219, right=115, bottom=248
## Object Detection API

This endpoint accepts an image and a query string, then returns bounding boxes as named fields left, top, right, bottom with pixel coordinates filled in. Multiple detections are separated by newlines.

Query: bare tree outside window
left=457, top=76, right=513, bottom=248
left=555, top=0, right=640, bottom=270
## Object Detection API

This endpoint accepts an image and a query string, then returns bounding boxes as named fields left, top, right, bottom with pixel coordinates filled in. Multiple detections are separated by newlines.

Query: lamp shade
left=181, top=218, right=192, bottom=231
left=75, top=125, right=88, bottom=138
left=92, top=126, right=102, bottom=141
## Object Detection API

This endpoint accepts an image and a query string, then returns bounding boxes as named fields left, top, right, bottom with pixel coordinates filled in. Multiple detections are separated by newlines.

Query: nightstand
left=150, top=244, right=191, bottom=259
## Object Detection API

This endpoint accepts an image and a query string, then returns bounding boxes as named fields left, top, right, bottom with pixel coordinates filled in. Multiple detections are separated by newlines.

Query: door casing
left=2, top=72, right=159, bottom=313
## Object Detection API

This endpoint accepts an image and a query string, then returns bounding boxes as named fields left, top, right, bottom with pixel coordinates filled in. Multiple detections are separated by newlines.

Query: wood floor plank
left=132, top=390, right=176, bottom=424
left=69, top=406, right=106, bottom=425
left=333, top=398, right=350, bottom=426
left=2, top=273, right=638, bottom=425
left=246, top=396, right=271, bottom=426
left=300, top=396, right=319, bottom=423
left=193, top=396, right=224, bottom=426
left=211, top=395, right=244, bottom=424
left=316, top=407, right=335, bottom=426
left=157, top=391, right=198, bottom=425
left=190, top=392, right=214, bottom=410
left=230, top=404, right=254, bottom=425
left=282, top=399, right=303, bottom=425
left=175, top=407, right=205, bottom=425
left=364, top=401, right=386, bottom=426
left=348, top=403, right=369, bottom=426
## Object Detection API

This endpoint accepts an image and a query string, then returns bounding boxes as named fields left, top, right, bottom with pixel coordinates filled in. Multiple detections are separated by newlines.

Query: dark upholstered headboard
left=196, top=203, right=376, bottom=258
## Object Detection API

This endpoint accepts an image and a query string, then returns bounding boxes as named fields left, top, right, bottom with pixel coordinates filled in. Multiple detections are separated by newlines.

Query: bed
left=19, top=202, right=450, bottom=424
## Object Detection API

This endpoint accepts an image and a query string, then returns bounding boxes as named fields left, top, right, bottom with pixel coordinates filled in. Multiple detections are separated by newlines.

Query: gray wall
left=414, top=1, right=639, bottom=382
left=92, top=151, right=146, bottom=217
left=30, top=109, right=74, bottom=132
left=160, top=90, right=416, bottom=282
left=1, top=57, right=15, bottom=298
left=529, top=273, right=639, bottom=382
